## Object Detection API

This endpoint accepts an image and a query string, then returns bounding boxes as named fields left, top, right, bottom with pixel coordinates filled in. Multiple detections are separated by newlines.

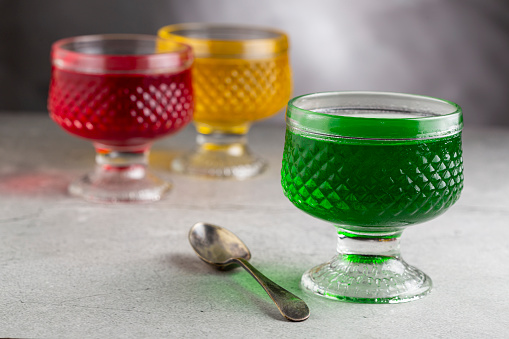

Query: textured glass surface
left=49, top=68, right=193, bottom=147
left=193, top=54, right=291, bottom=128
left=301, top=253, right=433, bottom=303
left=282, top=131, right=464, bottom=228
left=281, top=91, right=464, bottom=303
left=159, top=24, right=292, bottom=179
left=48, top=34, right=193, bottom=202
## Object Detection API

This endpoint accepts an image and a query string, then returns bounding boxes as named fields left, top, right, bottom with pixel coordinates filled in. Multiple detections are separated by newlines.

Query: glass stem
left=93, top=143, right=150, bottom=179
left=194, top=122, right=251, bottom=156
left=336, top=227, right=402, bottom=259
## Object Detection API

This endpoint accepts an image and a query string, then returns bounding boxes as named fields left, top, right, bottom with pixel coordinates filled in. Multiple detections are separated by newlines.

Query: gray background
left=1, top=0, right=509, bottom=126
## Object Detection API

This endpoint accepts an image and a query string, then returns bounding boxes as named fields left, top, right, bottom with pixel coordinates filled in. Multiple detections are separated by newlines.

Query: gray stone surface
left=0, top=113, right=508, bottom=338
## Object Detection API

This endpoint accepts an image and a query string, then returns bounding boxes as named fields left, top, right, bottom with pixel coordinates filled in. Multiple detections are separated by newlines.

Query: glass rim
left=286, top=91, right=463, bottom=140
left=51, top=34, right=193, bottom=74
left=158, top=23, right=289, bottom=58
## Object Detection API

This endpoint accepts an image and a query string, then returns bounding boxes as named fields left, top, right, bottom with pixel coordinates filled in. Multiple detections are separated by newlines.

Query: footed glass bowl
left=281, top=91, right=463, bottom=303
left=48, top=34, right=193, bottom=202
left=159, top=23, right=292, bottom=179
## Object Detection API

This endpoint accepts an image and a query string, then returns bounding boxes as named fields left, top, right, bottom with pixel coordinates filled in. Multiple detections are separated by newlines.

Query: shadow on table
left=149, top=149, right=183, bottom=172
left=163, top=252, right=213, bottom=274
left=163, top=252, right=307, bottom=322
left=0, top=148, right=183, bottom=198
left=0, top=169, right=71, bottom=197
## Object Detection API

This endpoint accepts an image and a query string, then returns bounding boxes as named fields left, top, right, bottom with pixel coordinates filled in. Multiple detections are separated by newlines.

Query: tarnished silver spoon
left=189, top=222, right=310, bottom=322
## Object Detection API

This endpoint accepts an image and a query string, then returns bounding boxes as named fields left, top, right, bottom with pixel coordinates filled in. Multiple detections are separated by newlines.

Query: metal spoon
left=189, top=222, right=310, bottom=322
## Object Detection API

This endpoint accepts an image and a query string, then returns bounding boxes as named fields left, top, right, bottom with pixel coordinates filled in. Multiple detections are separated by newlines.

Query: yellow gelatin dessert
left=158, top=24, right=292, bottom=179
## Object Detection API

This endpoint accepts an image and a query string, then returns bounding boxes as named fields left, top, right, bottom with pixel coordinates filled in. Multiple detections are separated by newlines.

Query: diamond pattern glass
left=48, top=34, right=193, bottom=202
left=193, top=55, right=291, bottom=127
left=281, top=91, right=464, bottom=303
left=158, top=24, right=291, bottom=179
left=282, top=133, right=463, bottom=228
left=49, top=71, right=193, bottom=146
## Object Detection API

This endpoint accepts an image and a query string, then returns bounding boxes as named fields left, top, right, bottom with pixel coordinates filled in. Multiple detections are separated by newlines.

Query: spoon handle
left=229, top=257, right=310, bottom=322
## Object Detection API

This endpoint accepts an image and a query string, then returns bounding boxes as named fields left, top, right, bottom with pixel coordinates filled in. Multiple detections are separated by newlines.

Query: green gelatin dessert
left=281, top=91, right=463, bottom=303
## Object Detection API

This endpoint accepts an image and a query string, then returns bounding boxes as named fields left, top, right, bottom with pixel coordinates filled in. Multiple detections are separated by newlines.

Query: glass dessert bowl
left=48, top=34, right=194, bottom=202
left=281, top=91, right=464, bottom=303
left=158, top=23, right=292, bottom=179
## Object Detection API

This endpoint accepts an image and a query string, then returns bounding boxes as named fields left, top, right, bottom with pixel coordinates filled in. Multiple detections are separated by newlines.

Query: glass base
left=70, top=144, right=171, bottom=203
left=172, top=148, right=266, bottom=179
left=302, top=256, right=432, bottom=304
left=69, top=165, right=171, bottom=203
left=300, top=229, right=432, bottom=303
left=172, top=127, right=266, bottom=179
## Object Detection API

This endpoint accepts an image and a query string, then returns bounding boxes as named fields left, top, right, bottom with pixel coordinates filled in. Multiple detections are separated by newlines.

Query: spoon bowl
left=189, top=222, right=310, bottom=322
left=189, top=222, right=251, bottom=269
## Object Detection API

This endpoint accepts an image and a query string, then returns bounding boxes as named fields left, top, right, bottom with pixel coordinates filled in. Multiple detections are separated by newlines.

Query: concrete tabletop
left=0, top=112, right=508, bottom=338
